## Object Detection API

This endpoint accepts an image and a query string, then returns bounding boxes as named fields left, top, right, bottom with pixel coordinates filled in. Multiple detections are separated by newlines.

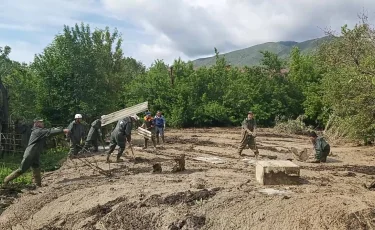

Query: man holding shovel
left=237, top=111, right=259, bottom=158
left=67, top=114, right=85, bottom=157
left=106, top=114, right=139, bottom=163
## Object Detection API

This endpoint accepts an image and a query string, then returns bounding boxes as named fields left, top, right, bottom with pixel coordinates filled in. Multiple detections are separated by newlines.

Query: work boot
left=320, top=157, right=327, bottom=163
left=254, top=151, right=259, bottom=159
left=161, top=136, right=165, bottom=145
left=310, top=159, right=321, bottom=163
left=3, top=169, right=23, bottom=185
left=32, top=168, right=42, bottom=187
left=156, top=136, right=160, bottom=145
left=143, top=139, right=148, bottom=149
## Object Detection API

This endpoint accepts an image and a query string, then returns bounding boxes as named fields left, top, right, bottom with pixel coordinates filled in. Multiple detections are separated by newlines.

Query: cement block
left=256, top=160, right=300, bottom=185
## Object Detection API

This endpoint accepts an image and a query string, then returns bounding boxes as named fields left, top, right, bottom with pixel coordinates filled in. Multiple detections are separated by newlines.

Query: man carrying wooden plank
left=141, top=112, right=157, bottom=151
left=106, top=114, right=139, bottom=163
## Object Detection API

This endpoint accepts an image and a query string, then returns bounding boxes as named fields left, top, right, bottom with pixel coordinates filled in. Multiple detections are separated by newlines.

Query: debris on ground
left=190, top=178, right=206, bottom=189
left=258, top=188, right=293, bottom=196
left=153, top=163, right=162, bottom=173
left=172, top=154, right=186, bottom=172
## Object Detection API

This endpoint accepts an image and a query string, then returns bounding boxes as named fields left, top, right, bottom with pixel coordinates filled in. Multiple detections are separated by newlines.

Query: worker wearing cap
left=67, top=114, right=85, bottom=156
left=3, top=118, right=69, bottom=186
left=237, top=111, right=259, bottom=158
left=154, top=111, right=166, bottom=146
left=106, top=115, right=139, bottom=162
left=81, top=117, right=103, bottom=153
left=309, top=131, right=330, bottom=163
left=141, top=112, right=157, bottom=151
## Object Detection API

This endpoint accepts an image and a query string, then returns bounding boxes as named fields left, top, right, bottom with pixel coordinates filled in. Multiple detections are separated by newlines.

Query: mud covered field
left=1, top=128, right=375, bottom=230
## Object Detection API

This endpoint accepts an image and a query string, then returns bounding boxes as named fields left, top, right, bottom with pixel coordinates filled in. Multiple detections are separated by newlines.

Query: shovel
left=290, top=147, right=309, bottom=162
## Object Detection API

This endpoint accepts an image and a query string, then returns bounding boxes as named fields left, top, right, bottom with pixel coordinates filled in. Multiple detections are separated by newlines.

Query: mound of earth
left=1, top=128, right=375, bottom=229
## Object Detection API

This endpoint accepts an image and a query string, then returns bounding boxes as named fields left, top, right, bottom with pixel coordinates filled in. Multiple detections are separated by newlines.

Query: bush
left=274, top=115, right=312, bottom=135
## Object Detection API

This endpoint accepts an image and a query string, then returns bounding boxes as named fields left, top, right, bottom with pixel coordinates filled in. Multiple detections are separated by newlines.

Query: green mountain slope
left=192, top=36, right=329, bottom=68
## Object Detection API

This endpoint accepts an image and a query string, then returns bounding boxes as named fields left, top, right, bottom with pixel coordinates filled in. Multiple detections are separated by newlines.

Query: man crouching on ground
left=237, top=111, right=259, bottom=158
left=309, top=131, right=330, bottom=163
left=3, top=118, right=69, bottom=187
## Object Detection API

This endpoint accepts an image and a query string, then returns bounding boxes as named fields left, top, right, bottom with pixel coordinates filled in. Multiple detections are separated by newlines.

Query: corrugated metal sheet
left=101, top=102, right=148, bottom=127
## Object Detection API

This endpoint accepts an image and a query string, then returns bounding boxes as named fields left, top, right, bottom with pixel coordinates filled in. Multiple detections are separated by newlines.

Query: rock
left=190, top=178, right=206, bottom=189
left=152, top=163, right=162, bottom=173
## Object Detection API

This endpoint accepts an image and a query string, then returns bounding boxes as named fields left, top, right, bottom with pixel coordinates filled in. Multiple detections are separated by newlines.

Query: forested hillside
left=192, top=37, right=330, bottom=68
left=1, top=20, right=374, bottom=140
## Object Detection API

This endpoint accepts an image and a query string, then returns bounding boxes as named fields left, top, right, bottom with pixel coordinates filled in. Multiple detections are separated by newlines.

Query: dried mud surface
left=1, top=128, right=375, bottom=230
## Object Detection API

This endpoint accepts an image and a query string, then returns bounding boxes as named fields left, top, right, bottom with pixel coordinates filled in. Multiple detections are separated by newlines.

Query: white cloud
left=101, top=0, right=375, bottom=64
left=2, top=0, right=375, bottom=66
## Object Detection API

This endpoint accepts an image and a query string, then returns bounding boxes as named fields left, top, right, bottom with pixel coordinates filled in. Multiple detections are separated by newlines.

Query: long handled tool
left=128, top=141, right=135, bottom=157
left=69, top=144, right=112, bottom=177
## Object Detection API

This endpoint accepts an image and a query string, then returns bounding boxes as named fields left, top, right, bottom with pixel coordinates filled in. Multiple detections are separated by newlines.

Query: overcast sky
left=1, top=0, right=375, bottom=66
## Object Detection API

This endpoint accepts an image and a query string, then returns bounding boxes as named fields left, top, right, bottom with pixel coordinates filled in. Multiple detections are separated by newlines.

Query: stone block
left=256, top=160, right=300, bottom=185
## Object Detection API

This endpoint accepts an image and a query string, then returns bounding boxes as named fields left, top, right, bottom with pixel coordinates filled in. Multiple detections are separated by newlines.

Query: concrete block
left=256, top=160, right=300, bottom=185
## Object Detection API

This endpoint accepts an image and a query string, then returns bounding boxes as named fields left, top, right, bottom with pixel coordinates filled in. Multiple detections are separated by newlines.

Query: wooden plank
left=137, top=127, right=151, bottom=138
left=101, top=102, right=148, bottom=126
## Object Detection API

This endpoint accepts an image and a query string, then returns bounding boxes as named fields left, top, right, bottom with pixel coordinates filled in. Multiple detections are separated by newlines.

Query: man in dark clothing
left=3, top=118, right=69, bottom=186
left=237, top=111, right=259, bottom=158
left=67, top=114, right=85, bottom=156
left=154, top=111, right=166, bottom=146
left=141, top=112, right=157, bottom=151
left=81, top=118, right=103, bottom=153
left=309, top=131, right=330, bottom=163
left=106, top=114, right=139, bottom=163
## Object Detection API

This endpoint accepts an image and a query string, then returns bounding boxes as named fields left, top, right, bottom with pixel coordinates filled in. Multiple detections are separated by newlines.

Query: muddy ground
left=1, top=128, right=375, bottom=230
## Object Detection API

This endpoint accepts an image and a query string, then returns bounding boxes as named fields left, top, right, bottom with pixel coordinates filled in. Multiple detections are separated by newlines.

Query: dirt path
left=1, top=128, right=375, bottom=230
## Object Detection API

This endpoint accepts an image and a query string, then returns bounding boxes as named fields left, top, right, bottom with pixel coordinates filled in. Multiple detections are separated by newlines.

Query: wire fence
left=0, top=123, right=71, bottom=157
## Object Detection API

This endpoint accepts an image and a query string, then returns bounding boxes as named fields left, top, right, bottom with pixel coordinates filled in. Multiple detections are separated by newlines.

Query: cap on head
left=248, top=111, right=253, bottom=114
left=309, top=131, right=318, bottom=138
left=75, top=114, right=82, bottom=119
left=33, top=118, right=44, bottom=123
left=130, top=114, right=139, bottom=120
left=145, top=112, right=151, bottom=116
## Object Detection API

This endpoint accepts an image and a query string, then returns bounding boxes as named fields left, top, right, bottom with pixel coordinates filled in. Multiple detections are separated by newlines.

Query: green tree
left=316, top=20, right=375, bottom=138
left=32, top=23, right=126, bottom=124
